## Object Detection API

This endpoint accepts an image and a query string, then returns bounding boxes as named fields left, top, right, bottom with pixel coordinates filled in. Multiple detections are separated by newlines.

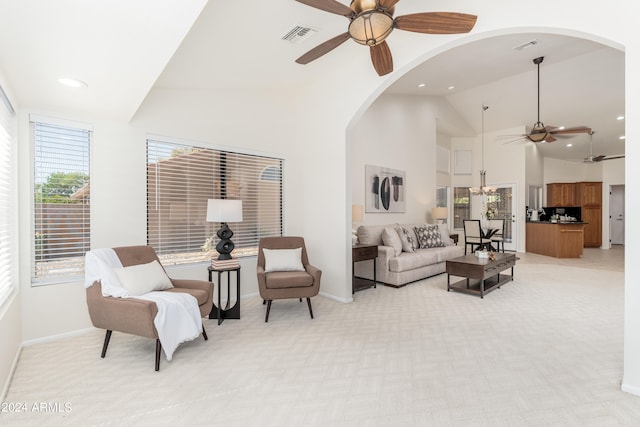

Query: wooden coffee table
left=446, top=253, right=517, bottom=298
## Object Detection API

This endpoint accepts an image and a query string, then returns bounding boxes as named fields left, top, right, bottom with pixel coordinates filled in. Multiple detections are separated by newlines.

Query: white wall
left=352, top=94, right=439, bottom=226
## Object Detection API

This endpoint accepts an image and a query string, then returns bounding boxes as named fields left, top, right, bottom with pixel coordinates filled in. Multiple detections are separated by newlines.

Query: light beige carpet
left=2, top=252, right=638, bottom=426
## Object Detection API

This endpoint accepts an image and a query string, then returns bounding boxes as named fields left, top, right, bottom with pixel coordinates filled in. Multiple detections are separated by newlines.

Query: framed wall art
left=365, top=164, right=405, bottom=213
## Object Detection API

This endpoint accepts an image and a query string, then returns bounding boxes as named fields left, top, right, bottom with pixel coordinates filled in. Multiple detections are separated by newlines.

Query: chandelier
left=469, top=105, right=496, bottom=195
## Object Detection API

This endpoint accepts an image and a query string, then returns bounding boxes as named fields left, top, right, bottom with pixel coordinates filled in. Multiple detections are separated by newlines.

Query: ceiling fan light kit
left=523, top=56, right=591, bottom=143
left=348, top=9, right=393, bottom=46
left=294, top=0, right=477, bottom=76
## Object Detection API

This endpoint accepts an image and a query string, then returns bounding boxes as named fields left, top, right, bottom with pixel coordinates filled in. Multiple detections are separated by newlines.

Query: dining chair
left=486, top=219, right=505, bottom=252
left=463, top=220, right=492, bottom=255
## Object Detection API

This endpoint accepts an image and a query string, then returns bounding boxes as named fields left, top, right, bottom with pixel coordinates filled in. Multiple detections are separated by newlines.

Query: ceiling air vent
left=282, top=26, right=317, bottom=44
left=513, top=39, right=541, bottom=51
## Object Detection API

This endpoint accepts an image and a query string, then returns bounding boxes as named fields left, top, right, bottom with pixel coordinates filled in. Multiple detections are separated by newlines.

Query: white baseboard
left=22, top=327, right=96, bottom=347
left=621, top=382, right=640, bottom=396
left=1, top=345, right=22, bottom=402
left=319, top=291, right=353, bottom=303
left=242, top=291, right=352, bottom=303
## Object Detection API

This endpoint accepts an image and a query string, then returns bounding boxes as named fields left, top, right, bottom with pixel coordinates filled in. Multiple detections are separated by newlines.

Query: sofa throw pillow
left=263, top=248, right=305, bottom=273
left=112, top=260, right=173, bottom=296
left=414, top=224, right=446, bottom=249
left=395, top=227, right=416, bottom=253
left=437, top=223, right=455, bottom=246
left=381, top=227, right=402, bottom=256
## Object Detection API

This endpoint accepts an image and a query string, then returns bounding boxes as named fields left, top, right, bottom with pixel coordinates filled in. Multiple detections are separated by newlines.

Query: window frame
left=146, top=136, right=284, bottom=266
left=30, top=114, right=92, bottom=285
left=0, top=85, right=17, bottom=306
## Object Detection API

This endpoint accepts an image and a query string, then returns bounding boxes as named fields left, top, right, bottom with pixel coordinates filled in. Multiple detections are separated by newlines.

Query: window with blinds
left=147, top=139, right=283, bottom=265
left=0, top=86, right=16, bottom=305
left=453, top=187, right=471, bottom=229
left=32, top=116, right=91, bottom=283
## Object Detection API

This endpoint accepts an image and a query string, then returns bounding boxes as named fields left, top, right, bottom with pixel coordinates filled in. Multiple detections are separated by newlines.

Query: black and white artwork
left=365, top=164, right=405, bottom=213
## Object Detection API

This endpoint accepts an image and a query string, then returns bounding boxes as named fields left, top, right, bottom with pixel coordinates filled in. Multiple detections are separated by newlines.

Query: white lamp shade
left=432, top=207, right=448, bottom=220
left=206, top=199, right=243, bottom=223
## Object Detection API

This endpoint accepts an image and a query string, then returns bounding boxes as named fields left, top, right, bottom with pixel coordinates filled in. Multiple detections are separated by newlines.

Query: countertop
left=526, top=221, right=588, bottom=225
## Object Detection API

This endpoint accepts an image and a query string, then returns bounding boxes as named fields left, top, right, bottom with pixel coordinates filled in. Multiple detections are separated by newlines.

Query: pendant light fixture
left=469, top=104, right=496, bottom=195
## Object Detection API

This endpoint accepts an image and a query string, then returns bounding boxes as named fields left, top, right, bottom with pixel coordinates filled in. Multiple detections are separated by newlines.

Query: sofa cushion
left=381, top=227, right=402, bottom=256
left=435, top=245, right=465, bottom=263
left=389, top=249, right=440, bottom=272
left=438, top=223, right=455, bottom=246
left=395, top=226, right=416, bottom=253
left=414, top=224, right=445, bottom=249
left=357, top=224, right=395, bottom=246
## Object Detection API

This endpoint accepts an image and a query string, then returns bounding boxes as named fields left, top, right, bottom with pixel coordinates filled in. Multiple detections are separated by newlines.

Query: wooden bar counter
left=526, top=221, right=586, bottom=258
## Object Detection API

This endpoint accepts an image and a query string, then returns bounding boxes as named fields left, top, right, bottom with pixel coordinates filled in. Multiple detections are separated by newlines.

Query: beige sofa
left=355, top=223, right=464, bottom=287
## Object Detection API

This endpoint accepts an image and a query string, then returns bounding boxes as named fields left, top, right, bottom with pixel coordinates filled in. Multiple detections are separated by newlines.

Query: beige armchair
left=86, top=245, right=213, bottom=371
left=256, top=237, right=321, bottom=322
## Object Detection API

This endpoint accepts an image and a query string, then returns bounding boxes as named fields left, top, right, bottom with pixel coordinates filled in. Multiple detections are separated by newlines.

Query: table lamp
left=352, top=204, right=363, bottom=245
left=432, top=207, right=448, bottom=224
left=206, top=199, right=243, bottom=260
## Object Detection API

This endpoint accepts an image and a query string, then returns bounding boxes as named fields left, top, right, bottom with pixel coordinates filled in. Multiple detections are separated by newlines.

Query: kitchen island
left=526, top=221, right=587, bottom=258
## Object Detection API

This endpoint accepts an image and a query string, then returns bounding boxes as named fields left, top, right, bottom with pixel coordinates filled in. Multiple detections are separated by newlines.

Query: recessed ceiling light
left=418, top=83, right=426, bottom=88
left=566, top=143, right=573, bottom=147
left=58, top=77, right=87, bottom=88
left=619, top=135, right=626, bottom=140
left=617, top=116, right=625, bottom=120
left=447, top=85, right=455, bottom=90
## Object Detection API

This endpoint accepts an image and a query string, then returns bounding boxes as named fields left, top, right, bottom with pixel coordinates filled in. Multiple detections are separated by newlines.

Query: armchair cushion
left=263, top=248, right=305, bottom=272
left=113, top=260, right=173, bottom=296
left=265, top=270, right=314, bottom=289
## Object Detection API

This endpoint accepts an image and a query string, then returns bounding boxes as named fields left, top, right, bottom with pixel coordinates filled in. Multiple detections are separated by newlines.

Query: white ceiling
left=0, top=0, right=625, bottom=162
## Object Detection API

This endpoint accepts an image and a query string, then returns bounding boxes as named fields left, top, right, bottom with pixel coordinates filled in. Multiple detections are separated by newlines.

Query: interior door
left=610, top=185, right=625, bottom=245
left=485, top=183, right=517, bottom=251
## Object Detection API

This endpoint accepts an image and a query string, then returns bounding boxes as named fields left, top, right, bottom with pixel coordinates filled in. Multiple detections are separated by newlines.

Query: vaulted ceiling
left=0, top=0, right=624, bottom=162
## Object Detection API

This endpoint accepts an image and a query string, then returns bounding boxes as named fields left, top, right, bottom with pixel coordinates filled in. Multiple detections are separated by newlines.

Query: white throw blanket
left=84, top=249, right=203, bottom=361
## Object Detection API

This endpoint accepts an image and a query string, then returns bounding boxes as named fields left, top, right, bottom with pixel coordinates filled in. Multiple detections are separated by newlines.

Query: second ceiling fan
left=294, top=0, right=477, bottom=76
left=582, top=131, right=625, bottom=163
left=521, top=56, right=591, bottom=143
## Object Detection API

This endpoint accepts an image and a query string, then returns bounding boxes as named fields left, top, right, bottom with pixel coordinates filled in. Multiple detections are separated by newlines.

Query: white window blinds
left=0, top=86, right=16, bottom=305
left=147, top=139, right=283, bottom=265
left=32, top=116, right=91, bottom=282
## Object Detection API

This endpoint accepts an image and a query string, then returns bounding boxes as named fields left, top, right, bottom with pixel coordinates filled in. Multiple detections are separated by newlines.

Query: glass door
left=485, top=183, right=517, bottom=251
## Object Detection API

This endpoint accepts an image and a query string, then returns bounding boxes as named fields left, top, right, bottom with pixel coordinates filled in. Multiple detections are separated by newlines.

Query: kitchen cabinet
left=547, top=183, right=576, bottom=207
left=526, top=222, right=585, bottom=258
left=576, top=181, right=602, bottom=206
left=546, top=181, right=602, bottom=248
left=582, top=206, right=602, bottom=247
left=576, top=182, right=602, bottom=247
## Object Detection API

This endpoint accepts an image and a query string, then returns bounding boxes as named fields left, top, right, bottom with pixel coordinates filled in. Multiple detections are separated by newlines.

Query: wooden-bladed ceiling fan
left=521, top=56, right=591, bottom=143
left=294, top=0, right=477, bottom=76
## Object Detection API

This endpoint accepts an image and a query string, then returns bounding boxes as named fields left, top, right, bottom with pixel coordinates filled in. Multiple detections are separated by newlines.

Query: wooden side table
left=208, top=265, right=240, bottom=325
left=352, top=244, right=377, bottom=294
left=450, top=233, right=459, bottom=245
